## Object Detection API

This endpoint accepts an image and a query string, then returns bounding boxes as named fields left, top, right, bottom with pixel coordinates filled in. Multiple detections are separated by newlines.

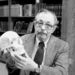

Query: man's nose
left=41, top=25, right=46, bottom=30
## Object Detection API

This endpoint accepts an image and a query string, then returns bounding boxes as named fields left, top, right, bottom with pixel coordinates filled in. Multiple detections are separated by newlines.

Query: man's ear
left=52, top=25, right=57, bottom=32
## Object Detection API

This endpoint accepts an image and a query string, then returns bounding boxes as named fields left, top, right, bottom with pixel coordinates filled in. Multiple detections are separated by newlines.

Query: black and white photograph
left=0, top=0, right=74, bottom=75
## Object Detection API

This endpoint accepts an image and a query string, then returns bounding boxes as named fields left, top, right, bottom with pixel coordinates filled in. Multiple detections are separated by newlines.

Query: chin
left=38, top=34, right=47, bottom=41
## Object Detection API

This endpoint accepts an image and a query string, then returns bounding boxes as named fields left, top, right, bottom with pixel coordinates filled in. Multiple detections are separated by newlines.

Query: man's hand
left=12, top=54, right=38, bottom=71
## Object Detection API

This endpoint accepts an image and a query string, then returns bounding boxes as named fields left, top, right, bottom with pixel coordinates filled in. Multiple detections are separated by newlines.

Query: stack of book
left=0, top=4, right=23, bottom=17
left=14, top=21, right=29, bottom=33
left=46, top=4, right=62, bottom=17
left=0, top=3, right=62, bottom=17
left=0, top=21, right=8, bottom=31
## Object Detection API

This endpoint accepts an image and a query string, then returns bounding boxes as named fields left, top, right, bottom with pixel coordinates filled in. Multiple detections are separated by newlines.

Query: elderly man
left=13, top=9, right=70, bottom=75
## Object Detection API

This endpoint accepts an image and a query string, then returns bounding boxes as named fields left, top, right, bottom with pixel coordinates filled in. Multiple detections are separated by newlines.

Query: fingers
left=12, top=55, right=27, bottom=66
left=14, top=57, right=29, bottom=70
left=15, top=62, right=32, bottom=71
left=14, top=54, right=27, bottom=61
left=13, top=55, right=38, bottom=71
left=15, top=62, right=24, bottom=69
left=14, top=55, right=22, bottom=61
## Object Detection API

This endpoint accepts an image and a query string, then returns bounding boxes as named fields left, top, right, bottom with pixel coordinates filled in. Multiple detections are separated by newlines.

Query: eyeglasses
left=34, top=21, right=57, bottom=29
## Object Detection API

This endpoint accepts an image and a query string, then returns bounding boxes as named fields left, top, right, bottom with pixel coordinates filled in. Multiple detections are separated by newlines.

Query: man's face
left=34, top=12, right=57, bottom=41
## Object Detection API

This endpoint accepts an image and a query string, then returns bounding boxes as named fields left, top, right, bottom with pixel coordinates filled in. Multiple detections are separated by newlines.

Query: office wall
left=61, top=0, right=75, bottom=75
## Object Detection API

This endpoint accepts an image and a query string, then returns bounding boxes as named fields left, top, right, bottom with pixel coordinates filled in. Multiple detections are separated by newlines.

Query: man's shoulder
left=52, top=36, right=69, bottom=50
left=21, top=33, right=35, bottom=41
left=52, top=35, right=69, bottom=45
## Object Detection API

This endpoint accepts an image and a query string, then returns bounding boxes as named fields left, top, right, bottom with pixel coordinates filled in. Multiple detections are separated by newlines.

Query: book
left=0, top=4, right=23, bottom=17
left=24, top=4, right=33, bottom=17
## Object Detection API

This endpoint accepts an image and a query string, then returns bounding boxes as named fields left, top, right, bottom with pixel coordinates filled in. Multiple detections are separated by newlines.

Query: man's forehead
left=35, top=12, right=57, bottom=25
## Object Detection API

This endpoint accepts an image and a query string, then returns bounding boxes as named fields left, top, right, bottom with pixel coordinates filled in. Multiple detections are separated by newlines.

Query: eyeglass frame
left=33, top=20, right=58, bottom=30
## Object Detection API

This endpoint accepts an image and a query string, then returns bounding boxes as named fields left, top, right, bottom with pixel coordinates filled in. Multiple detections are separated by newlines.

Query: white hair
left=35, top=9, right=59, bottom=25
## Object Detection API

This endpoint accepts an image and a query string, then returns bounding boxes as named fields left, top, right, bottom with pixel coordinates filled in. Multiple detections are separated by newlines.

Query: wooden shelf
left=0, top=1, right=8, bottom=5
left=0, top=16, right=35, bottom=18
left=0, top=0, right=7, bottom=1
left=0, top=16, right=35, bottom=21
left=0, top=30, right=26, bottom=35
left=0, top=16, right=61, bottom=18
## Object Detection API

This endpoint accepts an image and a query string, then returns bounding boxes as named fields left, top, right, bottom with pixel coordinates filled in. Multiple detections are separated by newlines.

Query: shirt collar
left=36, top=36, right=50, bottom=47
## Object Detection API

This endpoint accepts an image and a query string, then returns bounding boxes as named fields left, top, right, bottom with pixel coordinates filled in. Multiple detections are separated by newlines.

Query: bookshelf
left=0, top=0, right=62, bottom=75
left=0, top=0, right=62, bottom=36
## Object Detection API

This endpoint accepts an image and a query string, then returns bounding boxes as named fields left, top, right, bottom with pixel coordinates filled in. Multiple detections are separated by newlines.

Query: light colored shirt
left=31, top=36, right=50, bottom=68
